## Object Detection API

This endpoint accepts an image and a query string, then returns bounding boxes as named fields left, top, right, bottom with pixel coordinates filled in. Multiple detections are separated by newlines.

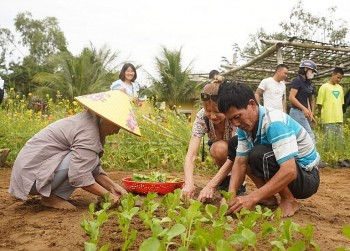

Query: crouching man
left=217, top=81, right=320, bottom=217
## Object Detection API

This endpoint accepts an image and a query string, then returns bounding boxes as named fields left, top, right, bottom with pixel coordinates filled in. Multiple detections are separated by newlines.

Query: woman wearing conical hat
left=9, top=91, right=141, bottom=210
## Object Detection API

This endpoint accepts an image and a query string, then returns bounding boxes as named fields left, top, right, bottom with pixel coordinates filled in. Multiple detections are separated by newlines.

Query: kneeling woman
left=181, top=81, right=245, bottom=200
left=9, top=91, right=141, bottom=210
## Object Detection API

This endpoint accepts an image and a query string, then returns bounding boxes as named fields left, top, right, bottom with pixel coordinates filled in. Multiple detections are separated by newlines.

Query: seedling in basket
left=131, top=172, right=180, bottom=182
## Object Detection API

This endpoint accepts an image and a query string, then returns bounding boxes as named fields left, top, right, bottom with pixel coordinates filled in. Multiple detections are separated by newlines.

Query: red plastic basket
left=122, top=177, right=185, bottom=195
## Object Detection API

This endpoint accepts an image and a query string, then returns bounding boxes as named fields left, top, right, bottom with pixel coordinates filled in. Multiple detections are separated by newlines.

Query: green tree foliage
left=0, top=12, right=69, bottom=95
left=280, top=1, right=348, bottom=45
left=143, top=46, right=200, bottom=109
left=0, top=28, right=16, bottom=72
left=14, top=12, right=68, bottom=65
left=1, top=12, right=121, bottom=99
left=240, top=0, right=349, bottom=58
left=32, top=44, right=119, bottom=100
left=6, top=57, right=38, bottom=95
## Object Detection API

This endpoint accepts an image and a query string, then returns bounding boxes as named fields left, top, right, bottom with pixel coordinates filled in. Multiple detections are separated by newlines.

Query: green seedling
left=336, top=225, right=350, bottom=251
left=216, top=239, right=236, bottom=251
left=80, top=199, right=112, bottom=251
left=161, top=189, right=183, bottom=223
left=178, top=201, right=206, bottom=248
left=139, top=192, right=159, bottom=228
left=141, top=221, right=186, bottom=251
left=297, top=224, right=320, bottom=250
left=117, top=193, right=140, bottom=251
left=220, top=190, right=234, bottom=202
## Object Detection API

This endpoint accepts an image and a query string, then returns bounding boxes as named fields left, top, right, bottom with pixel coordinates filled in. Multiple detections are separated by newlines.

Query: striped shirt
left=236, top=105, right=320, bottom=171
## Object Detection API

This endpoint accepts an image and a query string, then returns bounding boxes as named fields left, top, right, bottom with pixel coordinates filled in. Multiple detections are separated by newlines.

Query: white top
left=110, top=79, right=139, bottom=99
left=257, top=77, right=286, bottom=111
left=0, top=77, right=4, bottom=89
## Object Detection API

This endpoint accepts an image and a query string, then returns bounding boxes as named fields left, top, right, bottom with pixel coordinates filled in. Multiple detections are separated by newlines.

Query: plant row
left=80, top=190, right=350, bottom=251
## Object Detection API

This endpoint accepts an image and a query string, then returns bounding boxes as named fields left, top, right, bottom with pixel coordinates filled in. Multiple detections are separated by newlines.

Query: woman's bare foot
left=41, top=195, right=76, bottom=210
left=258, top=196, right=278, bottom=206
left=279, top=198, right=298, bottom=217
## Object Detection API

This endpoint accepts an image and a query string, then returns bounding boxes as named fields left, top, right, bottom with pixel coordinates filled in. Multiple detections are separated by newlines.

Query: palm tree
left=144, top=46, right=200, bottom=110
left=32, top=44, right=119, bottom=100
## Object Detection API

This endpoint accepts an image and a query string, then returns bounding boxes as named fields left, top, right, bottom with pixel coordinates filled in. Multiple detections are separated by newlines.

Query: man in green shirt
left=316, top=67, right=344, bottom=150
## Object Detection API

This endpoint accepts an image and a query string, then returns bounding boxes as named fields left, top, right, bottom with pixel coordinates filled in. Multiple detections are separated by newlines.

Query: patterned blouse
left=192, top=108, right=236, bottom=142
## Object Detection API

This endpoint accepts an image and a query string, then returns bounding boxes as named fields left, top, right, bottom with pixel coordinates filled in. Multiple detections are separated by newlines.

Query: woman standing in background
left=110, top=63, right=140, bottom=104
left=289, top=59, right=317, bottom=144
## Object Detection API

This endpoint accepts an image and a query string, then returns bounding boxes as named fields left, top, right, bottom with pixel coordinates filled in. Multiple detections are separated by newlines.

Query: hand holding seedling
left=197, top=185, right=215, bottom=202
left=180, top=183, right=195, bottom=199
left=93, top=174, right=128, bottom=207
left=227, top=194, right=257, bottom=215
left=109, top=184, right=127, bottom=207
left=109, top=183, right=127, bottom=197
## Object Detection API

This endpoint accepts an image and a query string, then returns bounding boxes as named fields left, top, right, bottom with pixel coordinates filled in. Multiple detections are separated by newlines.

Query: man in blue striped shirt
left=217, top=81, right=320, bottom=217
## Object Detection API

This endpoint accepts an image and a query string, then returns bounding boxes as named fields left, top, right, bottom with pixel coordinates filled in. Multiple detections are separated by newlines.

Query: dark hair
left=209, top=70, right=220, bottom=79
left=119, top=63, right=137, bottom=82
left=333, top=67, right=344, bottom=75
left=275, top=63, right=289, bottom=72
left=217, top=80, right=257, bottom=113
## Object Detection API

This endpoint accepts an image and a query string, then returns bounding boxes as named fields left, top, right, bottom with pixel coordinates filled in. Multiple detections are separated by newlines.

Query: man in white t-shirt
left=255, top=64, right=289, bottom=112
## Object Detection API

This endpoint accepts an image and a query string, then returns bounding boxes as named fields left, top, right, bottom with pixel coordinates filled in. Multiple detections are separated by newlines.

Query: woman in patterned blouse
left=181, top=81, right=237, bottom=200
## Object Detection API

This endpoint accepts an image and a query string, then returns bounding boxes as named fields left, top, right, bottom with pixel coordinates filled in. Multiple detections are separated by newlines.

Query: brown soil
left=0, top=167, right=349, bottom=251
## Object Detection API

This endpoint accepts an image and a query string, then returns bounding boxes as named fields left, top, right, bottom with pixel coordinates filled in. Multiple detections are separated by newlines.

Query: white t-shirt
left=110, top=79, right=139, bottom=99
left=257, top=77, right=286, bottom=111
left=0, top=77, right=4, bottom=89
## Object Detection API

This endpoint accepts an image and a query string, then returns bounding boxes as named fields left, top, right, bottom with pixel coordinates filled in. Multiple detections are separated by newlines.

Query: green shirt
left=316, top=82, right=344, bottom=124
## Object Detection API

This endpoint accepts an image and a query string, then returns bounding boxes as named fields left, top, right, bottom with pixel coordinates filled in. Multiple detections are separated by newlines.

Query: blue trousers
left=289, top=107, right=316, bottom=145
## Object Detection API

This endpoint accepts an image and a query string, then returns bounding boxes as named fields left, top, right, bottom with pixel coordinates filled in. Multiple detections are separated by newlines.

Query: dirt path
left=0, top=168, right=349, bottom=250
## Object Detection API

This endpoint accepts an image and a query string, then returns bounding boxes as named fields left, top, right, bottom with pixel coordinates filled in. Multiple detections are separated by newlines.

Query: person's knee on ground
left=210, top=140, right=228, bottom=167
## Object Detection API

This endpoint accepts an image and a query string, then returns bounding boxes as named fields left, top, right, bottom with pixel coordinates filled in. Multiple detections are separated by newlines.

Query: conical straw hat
left=74, top=90, right=141, bottom=136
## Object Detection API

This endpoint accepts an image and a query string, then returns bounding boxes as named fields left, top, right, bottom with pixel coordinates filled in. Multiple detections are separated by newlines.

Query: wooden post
left=232, top=52, right=237, bottom=67
left=0, top=148, right=10, bottom=167
left=277, top=48, right=283, bottom=64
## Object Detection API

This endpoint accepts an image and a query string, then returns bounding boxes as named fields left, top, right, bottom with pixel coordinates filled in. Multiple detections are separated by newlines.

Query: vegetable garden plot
left=81, top=189, right=349, bottom=251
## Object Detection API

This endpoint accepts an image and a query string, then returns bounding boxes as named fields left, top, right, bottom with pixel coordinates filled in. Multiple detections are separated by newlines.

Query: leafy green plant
left=132, top=172, right=181, bottom=182
left=336, top=225, right=350, bottom=251
left=139, top=192, right=159, bottom=228
left=117, top=193, right=140, bottom=251
left=79, top=189, right=334, bottom=250
left=297, top=224, right=320, bottom=250
left=140, top=223, right=186, bottom=251
left=161, top=189, right=184, bottom=223
left=80, top=194, right=114, bottom=251
left=179, top=200, right=205, bottom=248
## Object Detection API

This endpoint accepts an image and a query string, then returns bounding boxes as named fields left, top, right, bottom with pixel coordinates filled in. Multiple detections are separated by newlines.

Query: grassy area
left=1, top=90, right=350, bottom=171
left=0, top=90, right=203, bottom=172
